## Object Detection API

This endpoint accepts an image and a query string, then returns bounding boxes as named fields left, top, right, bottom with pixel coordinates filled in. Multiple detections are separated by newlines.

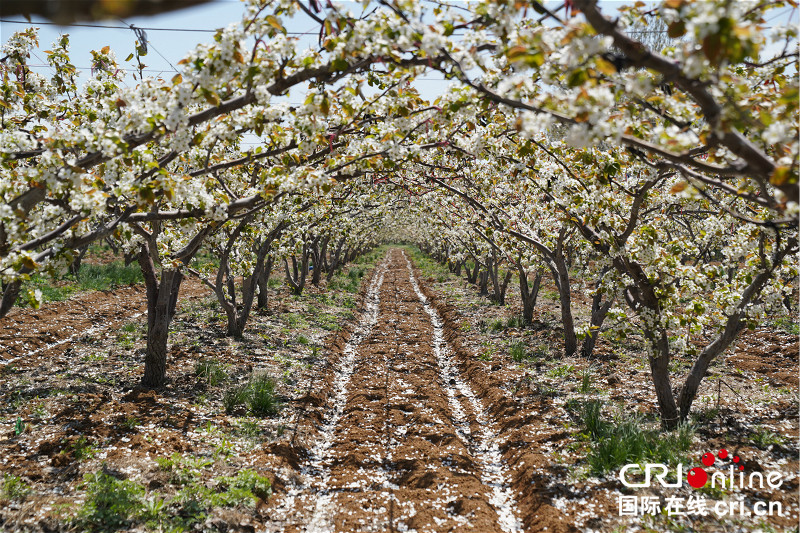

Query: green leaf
left=331, top=58, right=349, bottom=72
left=202, top=89, right=220, bottom=106
left=567, top=69, right=588, bottom=87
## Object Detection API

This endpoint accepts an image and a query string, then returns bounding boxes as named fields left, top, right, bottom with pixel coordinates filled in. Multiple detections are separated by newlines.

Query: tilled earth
left=0, top=279, right=208, bottom=365
left=264, top=249, right=532, bottom=532
left=0, top=247, right=797, bottom=533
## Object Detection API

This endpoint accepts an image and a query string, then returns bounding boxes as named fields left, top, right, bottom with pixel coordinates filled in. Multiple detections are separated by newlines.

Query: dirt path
left=269, top=249, right=524, bottom=532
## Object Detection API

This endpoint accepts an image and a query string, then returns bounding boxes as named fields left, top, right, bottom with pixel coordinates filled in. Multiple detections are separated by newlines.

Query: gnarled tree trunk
left=69, top=245, right=89, bottom=277
left=478, top=267, right=489, bottom=295
left=553, top=250, right=577, bottom=357
left=581, top=267, right=613, bottom=358
left=256, top=256, right=274, bottom=311
left=517, top=261, right=542, bottom=327
left=465, top=262, right=479, bottom=284
left=284, top=244, right=310, bottom=296
left=0, top=280, right=22, bottom=318
left=326, top=237, right=346, bottom=282
left=139, top=244, right=185, bottom=389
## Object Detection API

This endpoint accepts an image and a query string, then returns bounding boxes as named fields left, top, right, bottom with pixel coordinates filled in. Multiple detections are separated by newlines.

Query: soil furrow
left=271, top=259, right=388, bottom=531
left=403, top=251, right=523, bottom=533
left=271, top=249, right=525, bottom=532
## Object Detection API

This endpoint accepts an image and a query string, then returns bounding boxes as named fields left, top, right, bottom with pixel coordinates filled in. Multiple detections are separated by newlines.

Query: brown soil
left=258, top=249, right=575, bottom=532
left=0, top=248, right=796, bottom=533
left=0, top=278, right=209, bottom=364
left=728, top=328, right=799, bottom=388
left=412, top=254, right=799, bottom=533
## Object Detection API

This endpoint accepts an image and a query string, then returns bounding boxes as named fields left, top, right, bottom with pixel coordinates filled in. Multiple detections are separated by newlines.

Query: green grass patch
left=488, top=318, right=505, bottom=333
left=749, top=425, right=785, bottom=449
left=569, top=400, right=694, bottom=476
left=78, top=471, right=146, bottom=531
left=282, top=312, right=307, bottom=329
left=541, top=289, right=559, bottom=301
left=116, top=333, right=135, bottom=349
left=506, top=314, right=521, bottom=329
left=234, top=419, right=262, bottom=441
left=774, top=316, right=799, bottom=336
left=18, top=261, right=143, bottom=307
left=1, top=474, right=32, bottom=500
left=578, top=366, right=595, bottom=394
left=314, top=313, right=341, bottom=331
left=223, top=373, right=282, bottom=416
left=74, top=262, right=142, bottom=291
left=547, top=364, right=575, bottom=378
left=213, top=469, right=272, bottom=505
left=329, top=266, right=365, bottom=293
left=478, top=341, right=497, bottom=361
left=194, top=359, right=228, bottom=387
left=510, top=341, right=527, bottom=362
left=78, top=459, right=271, bottom=532
left=72, top=436, right=98, bottom=461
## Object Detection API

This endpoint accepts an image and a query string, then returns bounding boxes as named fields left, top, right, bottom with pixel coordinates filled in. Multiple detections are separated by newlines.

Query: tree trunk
left=465, top=262, right=479, bottom=284
left=256, top=256, right=273, bottom=310
left=677, top=342, right=730, bottom=422
left=207, top=220, right=282, bottom=337
left=647, top=331, right=680, bottom=429
left=488, top=250, right=503, bottom=303
left=326, top=238, right=346, bottom=282
left=139, top=245, right=184, bottom=389
left=554, top=253, right=577, bottom=356
left=676, top=279, right=757, bottom=420
left=0, top=280, right=22, bottom=318
left=677, top=240, right=791, bottom=422
left=581, top=268, right=613, bottom=358
left=228, top=241, right=275, bottom=336
left=517, top=263, right=542, bottom=327
left=498, top=271, right=512, bottom=305
left=489, top=252, right=512, bottom=305
left=318, top=236, right=330, bottom=275
left=124, top=250, right=137, bottom=267
left=310, top=237, right=322, bottom=286
left=104, top=236, right=120, bottom=255
left=478, top=268, right=489, bottom=295
left=69, top=245, right=89, bottom=277
left=284, top=246, right=309, bottom=296
left=143, top=302, right=171, bottom=387
left=581, top=299, right=612, bottom=359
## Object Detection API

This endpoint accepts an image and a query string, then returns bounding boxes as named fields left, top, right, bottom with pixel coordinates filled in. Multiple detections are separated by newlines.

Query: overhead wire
left=0, top=18, right=320, bottom=35
left=118, top=18, right=179, bottom=72
left=19, top=63, right=449, bottom=81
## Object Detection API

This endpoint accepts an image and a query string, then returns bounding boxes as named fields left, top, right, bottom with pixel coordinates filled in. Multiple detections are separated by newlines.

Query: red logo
left=687, top=449, right=744, bottom=488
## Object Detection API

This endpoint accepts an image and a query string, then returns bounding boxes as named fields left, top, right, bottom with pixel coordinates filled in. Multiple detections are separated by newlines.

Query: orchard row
left=0, top=0, right=797, bottom=428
